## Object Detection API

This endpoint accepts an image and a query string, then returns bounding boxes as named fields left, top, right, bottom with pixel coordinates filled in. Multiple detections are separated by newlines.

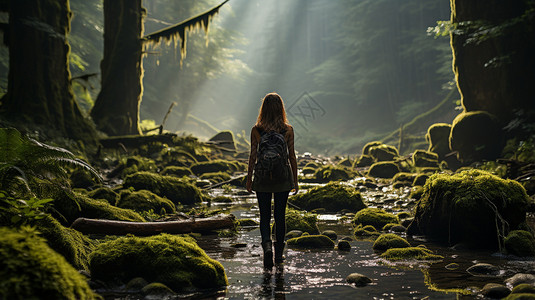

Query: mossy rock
left=369, top=144, right=399, bottom=161
left=372, top=233, right=411, bottom=251
left=212, top=195, right=233, bottom=203
left=0, top=227, right=97, bottom=299
left=123, top=171, right=204, bottom=205
left=200, top=172, right=232, bottom=184
left=353, top=208, right=399, bottom=229
left=117, top=190, right=176, bottom=215
left=70, top=169, right=97, bottom=189
left=449, top=111, right=504, bottom=163
left=397, top=212, right=412, bottom=219
left=190, top=159, right=244, bottom=176
left=208, top=130, right=236, bottom=151
left=141, top=282, right=175, bottom=297
left=160, top=166, right=193, bottom=177
left=337, top=240, right=351, bottom=251
left=289, top=182, right=366, bottom=213
left=426, top=123, right=452, bottom=160
left=354, top=155, right=374, bottom=168
left=88, top=187, right=120, bottom=205
left=505, top=230, right=535, bottom=257
left=337, top=158, right=353, bottom=168
left=380, top=246, right=443, bottom=261
left=302, top=166, right=317, bottom=175
left=286, top=209, right=320, bottom=235
left=313, top=165, right=354, bottom=182
left=160, top=149, right=198, bottom=167
left=393, top=172, right=417, bottom=183
left=321, top=230, right=338, bottom=241
left=287, top=234, right=335, bottom=249
left=354, top=225, right=381, bottom=238
left=89, top=234, right=228, bottom=291
left=109, top=156, right=158, bottom=179
left=54, top=191, right=145, bottom=225
left=368, top=162, right=400, bottom=178
left=413, top=174, right=429, bottom=186
left=511, top=284, right=535, bottom=294
left=407, top=169, right=530, bottom=248
left=362, top=141, right=383, bottom=156
left=413, top=150, right=439, bottom=168
left=504, top=294, right=535, bottom=300
left=236, top=219, right=258, bottom=227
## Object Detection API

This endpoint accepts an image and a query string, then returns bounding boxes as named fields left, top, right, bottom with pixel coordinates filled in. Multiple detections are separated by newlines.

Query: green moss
left=54, top=191, right=145, bottom=224
left=109, top=156, right=158, bottom=179
left=302, top=166, right=317, bottom=175
left=413, top=150, right=439, bottom=168
left=368, top=162, right=400, bottom=178
left=212, top=195, right=233, bottom=203
left=190, top=159, right=245, bottom=176
left=313, top=165, right=354, bottom=182
left=353, top=208, right=399, bottom=229
left=287, top=234, right=335, bottom=249
left=117, top=190, right=176, bottom=215
left=382, top=223, right=399, bottom=231
left=407, top=169, right=530, bottom=248
left=372, top=233, right=411, bottom=251
left=397, top=212, right=412, bottom=219
left=354, top=224, right=380, bottom=237
left=426, top=123, right=452, bottom=160
left=409, top=186, right=425, bottom=200
left=141, top=282, right=175, bottom=296
left=393, top=172, right=417, bottom=183
left=337, top=158, right=353, bottom=167
left=362, top=141, right=383, bottom=156
left=504, top=230, right=535, bottom=257
left=0, top=227, right=98, bottom=299
left=160, top=166, right=193, bottom=177
left=354, top=155, right=374, bottom=168
left=89, top=234, right=228, bottom=291
left=70, top=169, right=97, bottom=188
left=286, top=208, right=320, bottom=234
left=369, top=144, right=399, bottom=161
left=160, top=149, right=198, bottom=167
left=88, top=187, right=120, bottom=205
left=123, top=171, right=204, bottom=205
left=200, top=172, right=232, bottom=184
left=511, top=284, right=535, bottom=294
left=289, top=182, right=366, bottom=213
left=380, top=246, right=443, bottom=261
left=236, top=219, right=258, bottom=227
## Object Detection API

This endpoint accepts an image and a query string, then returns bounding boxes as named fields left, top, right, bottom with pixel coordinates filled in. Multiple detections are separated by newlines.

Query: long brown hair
left=255, top=92, right=290, bottom=132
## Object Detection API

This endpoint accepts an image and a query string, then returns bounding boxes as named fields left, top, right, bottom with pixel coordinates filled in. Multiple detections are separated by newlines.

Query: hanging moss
left=123, top=171, right=204, bottom=205
left=407, top=169, right=530, bottom=249
left=0, top=227, right=98, bottom=299
left=426, top=123, right=452, bottom=160
left=89, top=234, right=228, bottom=291
left=289, top=182, right=365, bottom=213
left=372, top=233, right=411, bottom=251
left=413, top=150, right=439, bottom=168
left=368, top=162, right=400, bottom=178
left=88, top=187, right=120, bottom=205
left=285, top=208, right=320, bottom=234
left=353, top=208, right=399, bottom=229
left=380, top=246, right=443, bottom=261
left=161, top=166, right=193, bottom=177
left=117, top=190, right=176, bottom=215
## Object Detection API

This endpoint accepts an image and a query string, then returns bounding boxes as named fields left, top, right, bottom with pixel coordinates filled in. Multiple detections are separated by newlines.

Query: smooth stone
left=337, top=240, right=351, bottom=251
left=285, top=230, right=303, bottom=239
left=390, top=225, right=406, bottom=233
left=346, top=273, right=372, bottom=287
left=506, top=274, right=535, bottom=287
left=321, top=230, right=338, bottom=241
left=466, top=263, right=500, bottom=276
left=480, top=283, right=511, bottom=299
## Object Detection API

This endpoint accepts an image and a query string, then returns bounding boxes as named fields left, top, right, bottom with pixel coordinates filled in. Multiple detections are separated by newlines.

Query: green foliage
left=0, top=191, right=53, bottom=225
left=0, top=226, right=98, bottom=299
left=353, top=208, right=400, bottom=229
left=287, top=234, right=335, bottom=249
left=289, top=182, right=366, bottom=213
left=89, top=233, right=228, bottom=291
left=372, top=233, right=411, bottom=251
left=380, top=246, right=443, bottom=261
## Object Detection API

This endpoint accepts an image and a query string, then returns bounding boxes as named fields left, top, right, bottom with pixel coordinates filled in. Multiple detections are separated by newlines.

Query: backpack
left=254, top=128, right=291, bottom=184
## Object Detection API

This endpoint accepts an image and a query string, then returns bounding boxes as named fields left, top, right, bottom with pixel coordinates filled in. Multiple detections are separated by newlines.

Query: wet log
left=71, top=214, right=235, bottom=235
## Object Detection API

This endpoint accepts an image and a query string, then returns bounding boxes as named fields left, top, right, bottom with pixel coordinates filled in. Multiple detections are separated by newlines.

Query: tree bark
left=71, top=214, right=235, bottom=235
left=90, top=0, right=144, bottom=136
left=1, top=0, right=95, bottom=141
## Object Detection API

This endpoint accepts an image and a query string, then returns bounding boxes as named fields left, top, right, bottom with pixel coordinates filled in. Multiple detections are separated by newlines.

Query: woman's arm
left=287, top=126, right=299, bottom=193
left=246, top=126, right=259, bottom=193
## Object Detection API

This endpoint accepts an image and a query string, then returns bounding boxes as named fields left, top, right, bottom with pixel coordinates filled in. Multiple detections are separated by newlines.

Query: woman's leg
left=273, top=191, right=289, bottom=243
left=256, top=191, right=273, bottom=244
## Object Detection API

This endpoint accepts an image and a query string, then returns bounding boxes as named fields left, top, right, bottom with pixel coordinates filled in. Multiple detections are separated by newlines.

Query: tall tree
left=0, top=0, right=95, bottom=141
left=90, top=0, right=228, bottom=136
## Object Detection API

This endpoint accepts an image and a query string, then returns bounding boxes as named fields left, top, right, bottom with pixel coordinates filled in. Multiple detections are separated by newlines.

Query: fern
left=0, top=128, right=102, bottom=196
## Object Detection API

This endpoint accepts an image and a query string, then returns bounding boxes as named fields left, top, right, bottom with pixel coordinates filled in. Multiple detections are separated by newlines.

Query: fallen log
left=71, top=214, right=235, bottom=236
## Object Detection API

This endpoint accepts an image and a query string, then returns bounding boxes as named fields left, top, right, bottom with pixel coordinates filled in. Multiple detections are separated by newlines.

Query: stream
left=190, top=182, right=535, bottom=300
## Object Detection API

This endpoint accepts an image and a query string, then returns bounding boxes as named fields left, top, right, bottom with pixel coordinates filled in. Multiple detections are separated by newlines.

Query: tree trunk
left=1, top=0, right=95, bottom=141
left=71, top=215, right=235, bottom=235
left=90, top=0, right=144, bottom=136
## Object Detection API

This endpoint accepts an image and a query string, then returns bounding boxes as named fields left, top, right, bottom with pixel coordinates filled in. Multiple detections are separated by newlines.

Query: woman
left=246, top=92, right=298, bottom=269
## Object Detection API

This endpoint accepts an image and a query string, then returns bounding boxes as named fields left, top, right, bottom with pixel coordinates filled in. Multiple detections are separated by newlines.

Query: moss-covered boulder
left=504, top=230, right=535, bottom=257
left=160, top=149, right=198, bottom=167
left=287, top=235, right=335, bottom=249
left=449, top=111, right=504, bottom=163
left=372, top=233, right=411, bottom=251
left=54, top=191, right=145, bottom=225
left=117, top=190, right=176, bottom=215
left=362, top=141, right=383, bottom=156
left=289, top=182, right=366, bottom=213
left=511, top=284, right=535, bottom=295
left=89, top=234, right=228, bottom=291
left=354, top=225, right=381, bottom=238
left=0, top=227, right=97, bottom=299
left=200, top=172, right=232, bottom=184
left=369, top=144, right=399, bottom=161
left=70, top=169, right=97, bottom=189
left=380, top=246, right=443, bottom=261
left=313, top=165, right=354, bottom=182
left=412, top=150, right=439, bottom=168
left=160, top=166, right=193, bottom=177
left=368, top=162, right=400, bottom=178
left=123, top=171, right=204, bottom=205
left=87, top=187, right=120, bottom=205
left=354, top=155, right=374, bottom=168
left=407, top=170, right=530, bottom=248
left=353, top=208, right=399, bottom=229
left=109, top=156, right=158, bottom=179
left=426, top=123, right=452, bottom=160
left=286, top=209, right=320, bottom=234
left=190, top=159, right=245, bottom=176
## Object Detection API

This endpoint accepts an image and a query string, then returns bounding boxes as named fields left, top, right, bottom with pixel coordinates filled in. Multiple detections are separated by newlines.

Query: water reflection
left=259, top=266, right=286, bottom=299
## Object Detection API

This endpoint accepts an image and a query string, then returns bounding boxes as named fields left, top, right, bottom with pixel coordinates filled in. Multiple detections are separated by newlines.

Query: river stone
left=511, top=284, right=535, bottom=294
left=125, top=277, right=148, bottom=292
left=390, top=225, right=407, bottom=233
left=141, top=282, right=175, bottom=297
left=346, top=273, right=372, bottom=287
left=506, top=274, right=535, bottom=287
left=322, top=230, right=337, bottom=241
left=286, top=230, right=303, bottom=239
left=337, top=240, right=351, bottom=251
left=466, top=263, right=500, bottom=276
left=208, top=131, right=236, bottom=151
left=480, top=283, right=510, bottom=299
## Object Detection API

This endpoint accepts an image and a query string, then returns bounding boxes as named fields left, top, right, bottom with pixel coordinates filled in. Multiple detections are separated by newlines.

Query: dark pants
left=256, top=191, right=289, bottom=244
